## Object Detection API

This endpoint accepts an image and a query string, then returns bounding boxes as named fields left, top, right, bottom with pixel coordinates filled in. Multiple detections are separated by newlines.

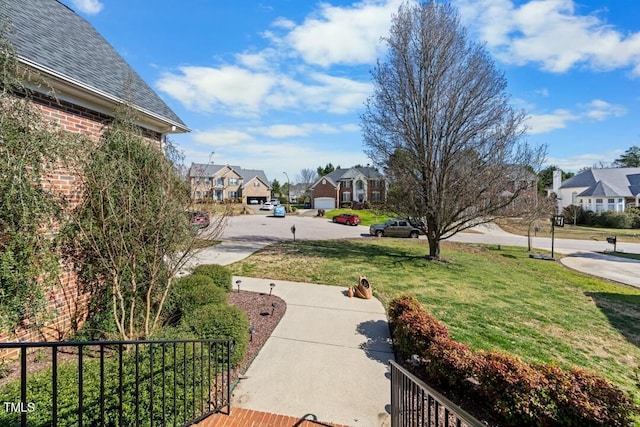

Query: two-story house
left=552, top=168, right=640, bottom=213
left=188, top=163, right=271, bottom=204
left=310, top=166, right=386, bottom=209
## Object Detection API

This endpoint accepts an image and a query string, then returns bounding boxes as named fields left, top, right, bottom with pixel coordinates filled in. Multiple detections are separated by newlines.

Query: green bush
left=165, top=274, right=227, bottom=326
left=182, top=303, right=249, bottom=367
left=192, top=264, right=232, bottom=291
left=387, top=295, right=637, bottom=426
left=0, top=343, right=221, bottom=426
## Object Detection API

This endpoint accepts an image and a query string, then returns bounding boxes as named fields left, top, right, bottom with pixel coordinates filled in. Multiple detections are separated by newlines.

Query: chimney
left=552, top=169, right=562, bottom=193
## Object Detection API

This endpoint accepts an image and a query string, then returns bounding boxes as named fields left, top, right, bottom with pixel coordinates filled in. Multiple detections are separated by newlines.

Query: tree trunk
left=427, top=235, right=440, bottom=259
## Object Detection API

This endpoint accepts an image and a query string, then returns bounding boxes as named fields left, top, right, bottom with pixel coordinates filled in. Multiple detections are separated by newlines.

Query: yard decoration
left=354, top=276, right=372, bottom=299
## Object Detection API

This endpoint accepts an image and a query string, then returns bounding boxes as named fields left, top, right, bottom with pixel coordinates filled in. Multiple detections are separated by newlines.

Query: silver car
left=369, top=219, right=425, bottom=238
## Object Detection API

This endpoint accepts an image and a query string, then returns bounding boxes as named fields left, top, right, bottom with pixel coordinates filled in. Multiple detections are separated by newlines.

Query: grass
left=229, top=238, right=640, bottom=406
left=325, top=208, right=393, bottom=225
left=497, top=217, right=640, bottom=244
left=601, top=251, right=640, bottom=261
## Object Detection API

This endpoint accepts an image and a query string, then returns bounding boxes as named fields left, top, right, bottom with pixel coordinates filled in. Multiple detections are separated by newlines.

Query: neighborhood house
left=310, top=166, right=387, bottom=209
left=188, top=163, right=271, bottom=204
left=553, top=168, right=640, bottom=213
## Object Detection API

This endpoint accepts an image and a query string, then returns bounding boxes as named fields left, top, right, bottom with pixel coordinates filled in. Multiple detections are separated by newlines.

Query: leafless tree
left=296, top=168, right=317, bottom=202
left=361, top=1, right=545, bottom=259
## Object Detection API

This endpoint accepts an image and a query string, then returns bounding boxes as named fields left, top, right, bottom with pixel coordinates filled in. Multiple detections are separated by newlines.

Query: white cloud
left=284, top=0, right=404, bottom=67
left=580, top=99, right=626, bottom=121
left=527, top=99, right=626, bottom=134
left=192, top=130, right=253, bottom=146
left=158, top=66, right=371, bottom=116
left=70, top=0, right=103, bottom=15
left=527, top=109, right=578, bottom=134
left=157, top=66, right=276, bottom=115
left=546, top=149, right=623, bottom=172
left=454, top=0, right=640, bottom=75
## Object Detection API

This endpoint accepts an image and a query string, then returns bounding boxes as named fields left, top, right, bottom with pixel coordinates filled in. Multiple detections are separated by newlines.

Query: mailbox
left=606, top=236, right=616, bottom=245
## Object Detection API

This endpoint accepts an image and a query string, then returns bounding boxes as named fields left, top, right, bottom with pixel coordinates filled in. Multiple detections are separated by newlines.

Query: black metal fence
left=0, top=338, right=234, bottom=427
left=389, top=360, right=484, bottom=427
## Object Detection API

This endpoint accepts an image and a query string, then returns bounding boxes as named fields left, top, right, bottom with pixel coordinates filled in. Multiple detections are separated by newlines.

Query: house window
left=342, top=192, right=351, bottom=202
left=371, top=191, right=381, bottom=202
left=356, top=180, right=364, bottom=190
left=253, top=181, right=260, bottom=187
left=608, top=199, right=615, bottom=210
left=571, top=192, right=577, bottom=204
left=342, top=180, right=351, bottom=188
left=195, top=177, right=201, bottom=185
left=228, top=191, right=238, bottom=199
left=204, top=177, right=211, bottom=185
left=195, top=191, right=201, bottom=199
left=595, top=198, right=603, bottom=212
left=229, top=178, right=238, bottom=186
left=216, top=177, right=224, bottom=186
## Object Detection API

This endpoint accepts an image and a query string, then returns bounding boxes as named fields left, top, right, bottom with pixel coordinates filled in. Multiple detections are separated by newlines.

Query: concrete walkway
left=229, top=277, right=394, bottom=427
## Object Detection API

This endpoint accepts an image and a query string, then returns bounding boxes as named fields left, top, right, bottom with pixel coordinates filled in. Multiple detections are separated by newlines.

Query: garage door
left=314, top=197, right=335, bottom=209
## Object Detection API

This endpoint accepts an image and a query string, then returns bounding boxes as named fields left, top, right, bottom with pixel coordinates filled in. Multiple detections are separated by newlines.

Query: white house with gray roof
left=552, top=168, right=640, bottom=213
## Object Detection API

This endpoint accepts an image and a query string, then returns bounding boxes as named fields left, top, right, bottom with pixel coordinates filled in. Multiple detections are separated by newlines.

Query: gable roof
left=1, top=0, right=188, bottom=133
left=188, top=163, right=271, bottom=189
left=561, top=167, right=640, bottom=198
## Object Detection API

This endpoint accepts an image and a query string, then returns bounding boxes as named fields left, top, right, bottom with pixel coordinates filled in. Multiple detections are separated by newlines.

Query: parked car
left=186, top=210, right=210, bottom=229
left=273, top=205, right=286, bottom=217
left=260, top=202, right=274, bottom=211
left=270, top=199, right=281, bottom=206
left=248, top=199, right=260, bottom=204
left=332, top=213, right=361, bottom=226
left=369, top=219, right=423, bottom=238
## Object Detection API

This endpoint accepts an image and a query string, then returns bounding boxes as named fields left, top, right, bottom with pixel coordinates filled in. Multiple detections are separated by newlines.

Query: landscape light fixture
left=235, top=279, right=241, bottom=293
left=249, top=326, right=256, bottom=342
left=271, top=302, right=278, bottom=316
left=269, top=282, right=276, bottom=296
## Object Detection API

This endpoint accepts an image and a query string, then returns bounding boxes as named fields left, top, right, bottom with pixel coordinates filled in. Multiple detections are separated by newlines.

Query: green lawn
left=324, top=208, right=393, bottom=225
left=229, top=238, right=640, bottom=405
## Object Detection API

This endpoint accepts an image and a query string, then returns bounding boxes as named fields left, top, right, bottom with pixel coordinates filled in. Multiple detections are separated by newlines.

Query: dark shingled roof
left=188, top=163, right=271, bottom=189
left=561, top=167, right=640, bottom=197
left=1, top=0, right=187, bottom=130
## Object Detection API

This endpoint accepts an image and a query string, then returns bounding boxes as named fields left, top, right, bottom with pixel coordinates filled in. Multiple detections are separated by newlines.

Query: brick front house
left=1, top=0, right=187, bottom=346
left=310, top=167, right=386, bottom=209
left=188, top=163, right=271, bottom=204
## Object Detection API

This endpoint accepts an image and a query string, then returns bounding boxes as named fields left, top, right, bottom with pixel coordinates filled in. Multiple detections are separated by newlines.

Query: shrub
left=423, top=335, right=476, bottom=394
left=192, top=264, right=232, bottom=291
left=0, top=344, right=216, bottom=426
left=539, top=364, right=636, bottom=426
left=475, top=351, right=547, bottom=426
left=182, top=303, right=249, bottom=367
left=388, top=294, right=423, bottom=324
left=392, top=306, right=449, bottom=360
left=166, top=274, right=227, bottom=325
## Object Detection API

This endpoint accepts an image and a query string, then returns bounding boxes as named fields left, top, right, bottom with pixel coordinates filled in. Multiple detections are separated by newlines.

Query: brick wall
left=0, top=93, right=162, bottom=352
left=311, top=179, right=338, bottom=208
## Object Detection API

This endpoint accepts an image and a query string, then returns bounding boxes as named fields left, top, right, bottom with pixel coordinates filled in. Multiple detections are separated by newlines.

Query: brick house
left=0, top=0, right=187, bottom=345
left=188, top=163, right=271, bottom=204
left=310, top=167, right=386, bottom=209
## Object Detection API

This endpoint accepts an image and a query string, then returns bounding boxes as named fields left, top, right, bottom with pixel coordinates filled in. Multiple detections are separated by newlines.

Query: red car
left=186, top=210, right=210, bottom=229
left=332, top=213, right=361, bottom=226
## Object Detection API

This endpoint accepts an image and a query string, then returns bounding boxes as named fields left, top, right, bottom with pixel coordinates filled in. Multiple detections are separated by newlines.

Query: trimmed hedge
left=388, top=294, right=637, bottom=426
left=182, top=303, right=249, bottom=367
left=166, top=274, right=227, bottom=325
left=192, top=264, right=232, bottom=291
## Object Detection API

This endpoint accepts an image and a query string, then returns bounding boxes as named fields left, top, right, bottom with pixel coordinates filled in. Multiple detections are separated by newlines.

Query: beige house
left=188, top=163, right=271, bottom=204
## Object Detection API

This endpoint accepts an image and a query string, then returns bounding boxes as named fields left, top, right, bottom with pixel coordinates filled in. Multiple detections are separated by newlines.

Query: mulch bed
left=227, top=290, right=286, bottom=385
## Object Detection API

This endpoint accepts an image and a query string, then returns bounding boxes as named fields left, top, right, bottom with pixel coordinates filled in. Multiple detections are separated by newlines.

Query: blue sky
left=62, top=0, right=640, bottom=183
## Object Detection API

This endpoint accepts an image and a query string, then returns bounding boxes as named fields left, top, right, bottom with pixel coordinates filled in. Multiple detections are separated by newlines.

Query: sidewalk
left=228, top=277, right=394, bottom=427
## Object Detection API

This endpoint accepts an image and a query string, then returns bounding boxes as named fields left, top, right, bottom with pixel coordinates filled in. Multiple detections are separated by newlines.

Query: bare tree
left=296, top=168, right=317, bottom=202
left=68, top=108, right=227, bottom=340
left=361, top=1, right=544, bottom=259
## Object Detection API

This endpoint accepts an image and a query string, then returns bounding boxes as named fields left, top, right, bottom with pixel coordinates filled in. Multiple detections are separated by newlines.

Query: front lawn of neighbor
left=324, top=209, right=392, bottom=226
left=230, top=238, right=640, bottom=406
